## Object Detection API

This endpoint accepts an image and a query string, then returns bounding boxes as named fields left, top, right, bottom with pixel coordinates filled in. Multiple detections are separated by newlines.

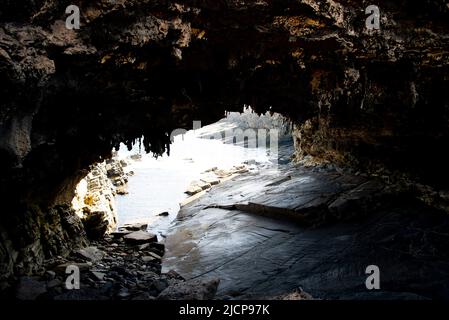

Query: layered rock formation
left=71, top=157, right=130, bottom=240
left=1, top=0, right=448, bottom=286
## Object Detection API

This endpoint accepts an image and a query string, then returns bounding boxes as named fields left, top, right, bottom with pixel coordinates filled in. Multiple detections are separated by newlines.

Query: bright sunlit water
left=115, top=122, right=275, bottom=239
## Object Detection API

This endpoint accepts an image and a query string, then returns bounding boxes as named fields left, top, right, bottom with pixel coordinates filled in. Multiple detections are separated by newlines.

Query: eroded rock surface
left=163, top=141, right=449, bottom=299
left=0, top=0, right=448, bottom=289
left=71, top=156, right=132, bottom=239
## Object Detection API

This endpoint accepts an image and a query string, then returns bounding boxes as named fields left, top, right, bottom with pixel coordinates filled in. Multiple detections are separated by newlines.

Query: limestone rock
left=201, top=177, right=220, bottom=186
left=185, top=184, right=203, bottom=196
left=106, top=159, right=126, bottom=180
left=123, top=231, right=158, bottom=244
left=120, top=223, right=148, bottom=232
left=148, top=252, right=162, bottom=261
left=75, top=246, right=105, bottom=262
left=116, top=185, right=129, bottom=195
left=130, top=154, right=142, bottom=161
left=214, top=169, right=232, bottom=179
left=82, top=211, right=112, bottom=240
left=71, top=160, right=121, bottom=237
left=142, top=256, right=157, bottom=263
left=2, top=0, right=449, bottom=293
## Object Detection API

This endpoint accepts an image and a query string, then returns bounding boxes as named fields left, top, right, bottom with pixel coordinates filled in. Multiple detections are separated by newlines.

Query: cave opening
left=109, top=106, right=292, bottom=238
left=2, top=0, right=449, bottom=303
left=67, top=107, right=299, bottom=299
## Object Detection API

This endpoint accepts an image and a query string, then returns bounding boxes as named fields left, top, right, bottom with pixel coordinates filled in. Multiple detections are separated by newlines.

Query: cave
left=1, top=0, right=449, bottom=302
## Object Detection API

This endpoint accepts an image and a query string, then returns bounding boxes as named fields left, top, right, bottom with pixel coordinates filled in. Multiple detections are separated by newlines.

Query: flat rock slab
left=164, top=160, right=449, bottom=299
left=164, top=199, right=449, bottom=299
left=123, top=230, right=158, bottom=244
left=201, top=177, right=220, bottom=185
left=119, top=222, right=148, bottom=231
left=185, top=184, right=203, bottom=196
left=75, top=246, right=104, bottom=262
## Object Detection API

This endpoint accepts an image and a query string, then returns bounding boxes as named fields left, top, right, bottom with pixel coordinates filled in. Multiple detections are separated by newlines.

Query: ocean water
left=115, top=123, right=274, bottom=239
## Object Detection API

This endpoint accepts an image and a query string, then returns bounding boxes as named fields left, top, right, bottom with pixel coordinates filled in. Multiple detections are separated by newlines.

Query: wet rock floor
left=163, top=146, right=449, bottom=299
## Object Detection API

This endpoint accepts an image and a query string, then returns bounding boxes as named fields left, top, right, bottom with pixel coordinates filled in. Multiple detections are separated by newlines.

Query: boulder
left=201, top=177, right=220, bottom=186
left=150, top=242, right=165, bottom=253
left=119, top=159, right=129, bottom=167
left=214, top=169, right=232, bottom=178
left=164, top=269, right=185, bottom=281
left=185, top=184, right=203, bottom=196
left=197, top=181, right=211, bottom=190
left=106, top=160, right=126, bottom=179
left=116, top=185, right=129, bottom=195
left=75, top=246, right=104, bottom=262
left=142, top=256, right=156, bottom=263
left=81, top=210, right=111, bottom=240
left=120, top=222, right=148, bottom=231
left=130, top=154, right=142, bottom=161
left=123, top=230, right=157, bottom=244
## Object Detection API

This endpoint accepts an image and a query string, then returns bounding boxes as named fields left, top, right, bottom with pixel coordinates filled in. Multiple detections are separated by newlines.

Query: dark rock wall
left=0, top=1, right=448, bottom=280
